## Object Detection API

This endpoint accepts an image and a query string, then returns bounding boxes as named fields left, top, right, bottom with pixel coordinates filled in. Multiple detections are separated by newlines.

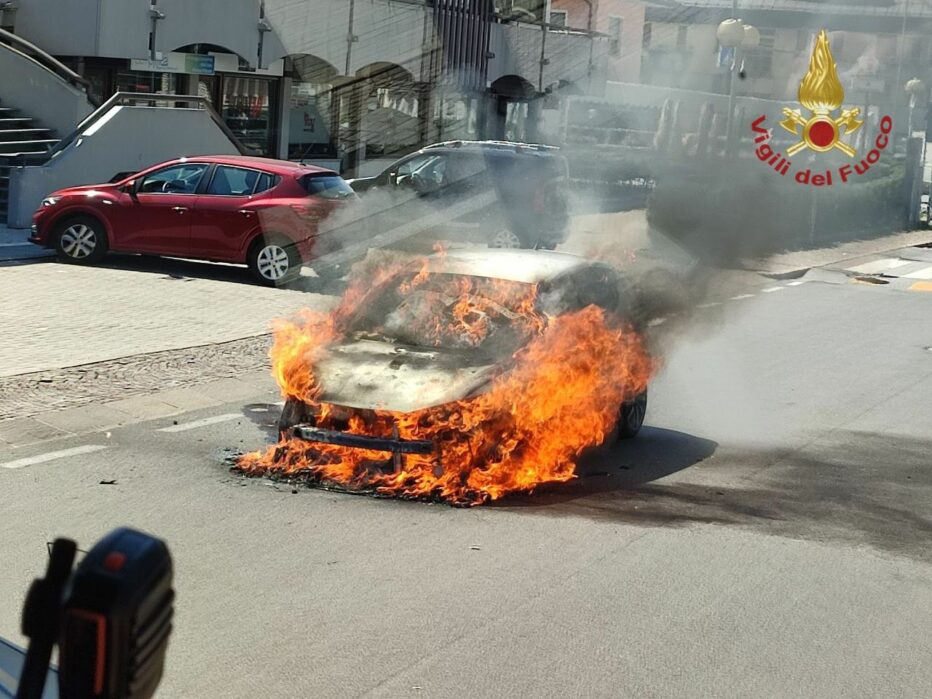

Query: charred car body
left=261, top=249, right=652, bottom=505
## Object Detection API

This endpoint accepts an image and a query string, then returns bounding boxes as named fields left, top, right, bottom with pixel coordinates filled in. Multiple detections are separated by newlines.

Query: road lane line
left=761, top=286, right=785, bottom=293
left=158, top=413, right=242, bottom=432
left=1, top=444, right=108, bottom=470
left=848, top=258, right=912, bottom=275
left=697, top=301, right=721, bottom=308
left=786, top=280, right=807, bottom=286
left=730, top=294, right=755, bottom=300
left=903, top=265, right=932, bottom=280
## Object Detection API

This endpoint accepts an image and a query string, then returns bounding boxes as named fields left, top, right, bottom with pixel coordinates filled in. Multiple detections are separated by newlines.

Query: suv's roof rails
left=422, top=140, right=560, bottom=153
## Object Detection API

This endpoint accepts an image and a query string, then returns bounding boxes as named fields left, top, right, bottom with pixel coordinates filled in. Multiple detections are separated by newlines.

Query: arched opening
left=337, top=62, right=418, bottom=176
left=487, top=74, right=537, bottom=141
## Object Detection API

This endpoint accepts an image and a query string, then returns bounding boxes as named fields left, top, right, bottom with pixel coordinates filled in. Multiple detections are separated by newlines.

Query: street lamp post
left=905, top=77, right=925, bottom=226
left=718, top=17, right=759, bottom=153
left=906, top=77, right=923, bottom=136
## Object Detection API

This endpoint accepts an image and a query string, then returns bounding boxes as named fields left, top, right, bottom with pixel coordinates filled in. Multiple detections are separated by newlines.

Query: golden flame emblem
left=779, top=30, right=862, bottom=157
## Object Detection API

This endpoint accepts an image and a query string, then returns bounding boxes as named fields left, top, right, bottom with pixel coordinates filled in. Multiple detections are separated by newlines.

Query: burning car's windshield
left=345, top=271, right=545, bottom=353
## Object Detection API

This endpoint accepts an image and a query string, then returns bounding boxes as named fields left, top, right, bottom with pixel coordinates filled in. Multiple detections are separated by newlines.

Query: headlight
left=41, top=197, right=60, bottom=207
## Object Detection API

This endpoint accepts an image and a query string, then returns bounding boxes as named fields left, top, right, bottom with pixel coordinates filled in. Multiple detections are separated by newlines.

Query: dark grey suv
left=346, top=140, right=570, bottom=250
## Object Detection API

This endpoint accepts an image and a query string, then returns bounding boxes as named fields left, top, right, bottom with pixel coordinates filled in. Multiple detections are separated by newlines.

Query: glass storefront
left=197, top=73, right=279, bottom=157
left=288, top=81, right=334, bottom=160
left=115, top=70, right=177, bottom=96
left=219, top=76, right=278, bottom=157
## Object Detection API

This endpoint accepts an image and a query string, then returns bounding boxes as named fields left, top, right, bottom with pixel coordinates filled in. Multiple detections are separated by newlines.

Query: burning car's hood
left=315, top=339, right=500, bottom=413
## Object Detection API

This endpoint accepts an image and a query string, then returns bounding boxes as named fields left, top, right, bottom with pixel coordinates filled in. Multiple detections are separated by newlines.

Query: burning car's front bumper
left=291, top=425, right=434, bottom=456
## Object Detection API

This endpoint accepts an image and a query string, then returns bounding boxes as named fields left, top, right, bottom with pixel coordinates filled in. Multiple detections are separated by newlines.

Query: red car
left=29, top=155, right=354, bottom=284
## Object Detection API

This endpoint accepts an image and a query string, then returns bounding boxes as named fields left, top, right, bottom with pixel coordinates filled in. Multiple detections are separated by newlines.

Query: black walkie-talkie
left=17, top=528, right=174, bottom=699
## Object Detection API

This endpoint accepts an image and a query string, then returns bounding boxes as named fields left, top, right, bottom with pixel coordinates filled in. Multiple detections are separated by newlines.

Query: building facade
left=549, top=0, right=645, bottom=83
left=3, top=0, right=607, bottom=175
left=638, top=2, right=932, bottom=123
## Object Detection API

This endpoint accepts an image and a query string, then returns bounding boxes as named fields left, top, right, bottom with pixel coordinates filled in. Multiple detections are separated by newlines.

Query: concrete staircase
left=0, top=99, right=60, bottom=223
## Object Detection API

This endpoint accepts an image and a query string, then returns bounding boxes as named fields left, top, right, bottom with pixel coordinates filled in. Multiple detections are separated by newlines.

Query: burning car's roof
left=425, top=249, right=590, bottom=284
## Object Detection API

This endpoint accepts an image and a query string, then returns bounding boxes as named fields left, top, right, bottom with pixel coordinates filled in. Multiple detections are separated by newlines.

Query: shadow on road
left=91, top=253, right=258, bottom=284
left=500, top=429, right=932, bottom=563
left=86, top=253, right=343, bottom=292
left=240, top=402, right=282, bottom=438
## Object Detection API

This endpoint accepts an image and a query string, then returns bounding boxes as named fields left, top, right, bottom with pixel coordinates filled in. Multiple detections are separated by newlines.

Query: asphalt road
left=2, top=277, right=931, bottom=698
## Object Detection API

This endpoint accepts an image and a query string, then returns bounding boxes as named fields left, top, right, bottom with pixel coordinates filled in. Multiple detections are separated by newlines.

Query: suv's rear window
left=300, top=174, right=355, bottom=199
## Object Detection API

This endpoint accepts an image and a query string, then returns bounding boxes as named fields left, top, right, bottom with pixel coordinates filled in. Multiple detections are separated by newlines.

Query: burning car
left=236, top=249, right=655, bottom=505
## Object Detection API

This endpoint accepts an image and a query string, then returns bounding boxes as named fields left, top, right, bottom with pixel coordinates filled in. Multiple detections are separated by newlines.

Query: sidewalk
left=0, top=226, right=53, bottom=263
left=0, top=261, right=336, bottom=378
left=747, top=228, right=932, bottom=277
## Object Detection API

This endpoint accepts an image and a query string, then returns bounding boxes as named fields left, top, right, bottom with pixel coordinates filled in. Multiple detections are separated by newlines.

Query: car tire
left=278, top=397, right=312, bottom=438
left=53, top=215, right=109, bottom=264
left=617, top=389, right=647, bottom=439
left=248, top=235, right=301, bottom=286
left=488, top=228, right=528, bottom=249
left=311, top=261, right=346, bottom=283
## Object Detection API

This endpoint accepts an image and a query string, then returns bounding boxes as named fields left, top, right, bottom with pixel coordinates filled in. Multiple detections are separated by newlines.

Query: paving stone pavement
left=0, top=261, right=336, bottom=377
left=0, top=334, right=272, bottom=420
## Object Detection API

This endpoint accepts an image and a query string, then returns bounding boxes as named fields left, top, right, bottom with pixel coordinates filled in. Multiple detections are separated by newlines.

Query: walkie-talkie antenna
left=17, top=538, right=77, bottom=699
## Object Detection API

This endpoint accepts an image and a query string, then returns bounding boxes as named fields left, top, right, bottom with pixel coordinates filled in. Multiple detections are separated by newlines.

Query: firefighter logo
left=780, top=30, right=862, bottom=157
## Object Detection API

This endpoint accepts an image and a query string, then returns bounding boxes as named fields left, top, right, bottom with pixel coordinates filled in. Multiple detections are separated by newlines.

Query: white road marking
left=158, top=413, right=242, bottom=432
left=647, top=317, right=666, bottom=327
left=848, top=258, right=912, bottom=275
left=761, top=286, right=785, bottom=293
left=902, top=265, right=932, bottom=280
left=786, top=280, right=807, bottom=286
left=697, top=301, right=721, bottom=308
left=730, top=293, right=755, bottom=300
left=1, top=444, right=108, bottom=470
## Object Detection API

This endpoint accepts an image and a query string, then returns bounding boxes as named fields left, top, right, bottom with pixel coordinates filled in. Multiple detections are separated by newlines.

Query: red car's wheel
left=248, top=235, right=301, bottom=286
left=53, top=215, right=109, bottom=264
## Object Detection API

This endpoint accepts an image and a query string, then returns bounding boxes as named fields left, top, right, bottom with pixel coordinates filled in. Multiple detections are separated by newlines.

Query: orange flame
left=237, top=257, right=656, bottom=506
left=799, top=30, right=844, bottom=113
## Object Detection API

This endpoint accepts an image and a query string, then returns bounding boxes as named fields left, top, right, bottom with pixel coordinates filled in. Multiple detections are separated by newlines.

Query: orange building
left=549, top=0, right=645, bottom=83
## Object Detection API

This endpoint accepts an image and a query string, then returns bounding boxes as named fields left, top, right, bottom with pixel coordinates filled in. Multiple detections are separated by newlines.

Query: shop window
left=115, top=70, right=176, bottom=96
left=288, top=81, right=335, bottom=160
left=609, top=17, right=623, bottom=57
left=221, top=76, right=277, bottom=157
left=550, top=11, right=567, bottom=29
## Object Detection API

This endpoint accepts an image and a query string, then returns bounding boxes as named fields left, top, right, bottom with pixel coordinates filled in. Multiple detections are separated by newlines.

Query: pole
left=345, top=0, right=356, bottom=76
left=723, top=0, right=739, bottom=153
left=538, top=19, right=548, bottom=93
left=894, top=0, right=908, bottom=133
left=581, top=0, right=594, bottom=92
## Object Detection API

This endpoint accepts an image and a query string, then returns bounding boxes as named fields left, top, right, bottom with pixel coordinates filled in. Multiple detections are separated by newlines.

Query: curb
left=743, top=229, right=932, bottom=279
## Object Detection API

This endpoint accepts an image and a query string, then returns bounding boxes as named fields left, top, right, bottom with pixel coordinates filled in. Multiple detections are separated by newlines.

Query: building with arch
left=5, top=0, right=607, bottom=174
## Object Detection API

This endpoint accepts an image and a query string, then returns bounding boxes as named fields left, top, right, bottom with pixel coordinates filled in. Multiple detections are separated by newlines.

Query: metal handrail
left=0, top=27, right=95, bottom=101
left=50, top=92, right=251, bottom=159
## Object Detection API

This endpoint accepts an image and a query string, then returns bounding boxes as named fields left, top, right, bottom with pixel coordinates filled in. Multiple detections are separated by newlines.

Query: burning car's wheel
left=248, top=235, right=301, bottom=286
left=278, top=398, right=310, bottom=437
left=54, top=216, right=108, bottom=264
left=617, top=390, right=647, bottom=439
left=488, top=228, right=526, bottom=249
